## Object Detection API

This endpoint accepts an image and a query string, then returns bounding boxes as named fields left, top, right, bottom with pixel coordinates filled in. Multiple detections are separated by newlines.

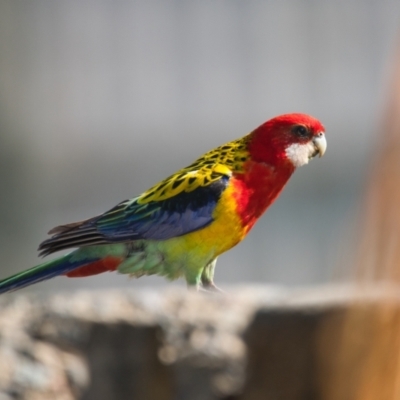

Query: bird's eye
left=292, top=125, right=309, bottom=137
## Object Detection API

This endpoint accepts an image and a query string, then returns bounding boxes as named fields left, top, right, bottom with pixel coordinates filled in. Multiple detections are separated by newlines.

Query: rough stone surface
left=0, top=285, right=395, bottom=400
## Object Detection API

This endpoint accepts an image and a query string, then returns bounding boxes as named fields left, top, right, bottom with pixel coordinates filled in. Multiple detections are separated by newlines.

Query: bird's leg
left=185, top=267, right=203, bottom=291
left=199, top=258, right=225, bottom=293
left=185, top=259, right=225, bottom=293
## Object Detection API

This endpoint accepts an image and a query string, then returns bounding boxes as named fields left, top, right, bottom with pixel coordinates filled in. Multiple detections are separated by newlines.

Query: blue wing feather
left=96, top=175, right=229, bottom=240
left=38, top=173, right=230, bottom=255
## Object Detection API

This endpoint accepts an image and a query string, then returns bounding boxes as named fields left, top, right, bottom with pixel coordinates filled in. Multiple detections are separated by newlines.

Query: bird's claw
left=201, top=282, right=226, bottom=295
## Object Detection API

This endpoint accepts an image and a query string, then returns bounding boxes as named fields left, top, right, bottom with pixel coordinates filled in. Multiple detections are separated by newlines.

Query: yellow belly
left=155, top=183, right=246, bottom=283
left=181, top=184, right=245, bottom=255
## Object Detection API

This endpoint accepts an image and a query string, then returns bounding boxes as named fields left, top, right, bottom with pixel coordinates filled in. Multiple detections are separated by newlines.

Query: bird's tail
left=0, top=249, right=124, bottom=294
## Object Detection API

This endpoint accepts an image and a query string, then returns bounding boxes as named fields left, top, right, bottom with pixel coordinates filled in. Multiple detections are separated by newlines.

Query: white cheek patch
left=285, top=142, right=315, bottom=168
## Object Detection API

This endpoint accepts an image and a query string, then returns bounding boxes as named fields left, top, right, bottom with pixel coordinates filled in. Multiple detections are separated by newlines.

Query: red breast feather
left=232, top=113, right=325, bottom=231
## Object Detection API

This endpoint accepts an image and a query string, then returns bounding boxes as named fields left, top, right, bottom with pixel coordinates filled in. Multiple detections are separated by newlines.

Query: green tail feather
left=0, top=253, right=84, bottom=294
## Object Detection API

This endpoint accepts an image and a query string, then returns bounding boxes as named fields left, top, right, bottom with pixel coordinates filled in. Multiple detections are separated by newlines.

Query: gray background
left=0, top=0, right=399, bottom=292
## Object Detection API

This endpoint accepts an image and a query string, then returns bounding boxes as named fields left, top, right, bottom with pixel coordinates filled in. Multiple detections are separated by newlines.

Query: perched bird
left=0, top=113, right=326, bottom=294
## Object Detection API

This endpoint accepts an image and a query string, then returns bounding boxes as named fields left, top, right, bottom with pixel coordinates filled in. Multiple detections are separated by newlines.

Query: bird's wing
left=38, top=165, right=232, bottom=256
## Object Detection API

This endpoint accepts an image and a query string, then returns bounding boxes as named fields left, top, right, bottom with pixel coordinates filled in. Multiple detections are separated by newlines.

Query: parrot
left=0, top=113, right=326, bottom=294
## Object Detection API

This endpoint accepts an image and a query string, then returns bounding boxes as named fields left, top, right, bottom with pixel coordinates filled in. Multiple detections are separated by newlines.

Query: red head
left=247, top=113, right=326, bottom=169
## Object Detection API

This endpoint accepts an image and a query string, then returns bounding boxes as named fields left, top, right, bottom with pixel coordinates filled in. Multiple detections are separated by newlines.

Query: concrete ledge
left=0, top=285, right=396, bottom=400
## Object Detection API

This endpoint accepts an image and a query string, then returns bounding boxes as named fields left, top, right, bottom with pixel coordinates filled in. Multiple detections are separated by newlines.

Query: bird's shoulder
left=137, top=136, right=250, bottom=204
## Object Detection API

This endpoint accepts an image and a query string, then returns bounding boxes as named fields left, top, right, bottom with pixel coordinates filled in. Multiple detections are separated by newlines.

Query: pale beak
left=312, top=132, right=327, bottom=158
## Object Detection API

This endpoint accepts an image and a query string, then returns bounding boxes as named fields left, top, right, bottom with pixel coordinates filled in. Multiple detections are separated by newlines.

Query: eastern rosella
left=0, top=113, right=326, bottom=293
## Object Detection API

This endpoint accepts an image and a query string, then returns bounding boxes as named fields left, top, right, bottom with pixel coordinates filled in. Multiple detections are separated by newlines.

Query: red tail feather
left=65, top=256, right=123, bottom=277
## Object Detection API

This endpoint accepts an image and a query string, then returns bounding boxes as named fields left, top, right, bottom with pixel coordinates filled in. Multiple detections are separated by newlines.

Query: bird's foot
left=201, top=282, right=226, bottom=295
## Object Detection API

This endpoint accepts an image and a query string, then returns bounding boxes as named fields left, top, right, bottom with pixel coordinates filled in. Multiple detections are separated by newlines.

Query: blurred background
left=0, top=0, right=399, bottom=293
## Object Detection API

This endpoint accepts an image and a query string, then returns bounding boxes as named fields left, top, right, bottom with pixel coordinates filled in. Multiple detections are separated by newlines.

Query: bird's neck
left=231, top=160, right=294, bottom=231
